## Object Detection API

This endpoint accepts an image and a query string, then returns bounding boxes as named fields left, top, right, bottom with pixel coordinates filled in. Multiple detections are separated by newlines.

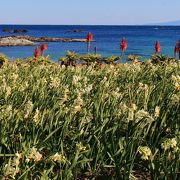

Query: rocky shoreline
left=0, top=36, right=91, bottom=47
left=0, top=37, right=35, bottom=47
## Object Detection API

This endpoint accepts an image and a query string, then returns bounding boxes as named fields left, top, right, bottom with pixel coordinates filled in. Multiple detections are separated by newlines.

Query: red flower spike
left=175, top=40, right=180, bottom=59
left=34, top=47, right=40, bottom=58
left=87, top=32, right=93, bottom=42
left=120, top=37, right=127, bottom=52
left=176, top=40, right=180, bottom=52
left=41, top=43, right=47, bottom=52
left=155, top=41, right=161, bottom=53
left=86, top=32, right=93, bottom=53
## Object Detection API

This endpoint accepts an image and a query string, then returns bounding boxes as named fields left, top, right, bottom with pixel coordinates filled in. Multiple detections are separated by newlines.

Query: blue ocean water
left=0, top=25, right=180, bottom=62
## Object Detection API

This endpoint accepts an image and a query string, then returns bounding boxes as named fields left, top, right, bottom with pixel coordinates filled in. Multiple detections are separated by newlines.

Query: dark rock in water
left=73, top=29, right=83, bottom=32
left=67, top=29, right=84, bottom=33
left=2, top=29, right=28, bottom=33
left=2, top=28, right=13, bottom=33
left=13, top=29, right=28, bottom=33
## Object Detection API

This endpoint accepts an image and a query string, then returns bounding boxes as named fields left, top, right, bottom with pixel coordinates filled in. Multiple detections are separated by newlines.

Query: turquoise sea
left=0, top=25, right=180, bottom=61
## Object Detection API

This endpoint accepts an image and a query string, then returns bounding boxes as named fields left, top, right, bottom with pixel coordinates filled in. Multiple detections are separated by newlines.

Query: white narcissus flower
left=3, top=163, right=16, bottom=177
left=33, top=108, right=40, bottom=123
left=28, top=147, right=42, bottom=162
left=51, top=153, right=61, bottom=162
left=62, top=88, right=70, bottom=102
left=83, top=76, right=88, bottom=84
left=12, top=73, right=19, bottom=82
left=15, top=152, right=22, bottom=167
left=63, top=93, right=68, bottom=102
left=138, top=83, right=149, bottom=93
left=171, top=75, right=180, bottom=91
left=171, top=75, right=177, bottom=82
left=128, top=109, right=134, bottom=121
left=6, top=105, right=12, bottom=113
left=138, top=146, right=152, bottom=160
left=61, top=65, right=66, bottom=69
left=51, top=153, right=67, bottom=164
left=112, top=91, right=121, bottom=98
left=85, top=84, right=93, bottom=93
left=170, top=138, right=177, bottom=149
left=105, top=81, right=109, bottom=87
left=50, top=76, right=60, bottom=88
left=3, top=152, right=22, bottom=178
left=76, top=142, right=86, bottom=152
left=119, top=102, right=128, bottom=113
left=171, top=94, right=180, bottom=104
left=175, top=82, right=180, bottom=91
left=135, top=109, right=154, bottom=123
left=6, top=86, right=12, bottom=97
left=41, top=77, right=47, bottom=84
left=76, top=93, right=83, bottom=105
left=171, top=75, right=180, bottom=82
left=74, top=105, right=82, bottom=113
left=72, top=75, right=81, bottom=85
left=103, top=76, right=107, bottom=82
left=132, top=103, right=138, bottom=111
left=161, top=138, right=178, bottom=151
left=24, top=100, right=34, bottom=118
left=154, top=106, right=160, bottom=118
left=139, top=82, right=144, bottom=89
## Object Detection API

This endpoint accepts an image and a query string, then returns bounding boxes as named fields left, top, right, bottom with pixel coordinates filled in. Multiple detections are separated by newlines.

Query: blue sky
left=1, top=0, right=180, bottom=25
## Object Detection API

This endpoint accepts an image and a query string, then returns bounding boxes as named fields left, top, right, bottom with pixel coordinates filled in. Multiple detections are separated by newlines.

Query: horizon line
left=0, top=23, right=180, bottom=26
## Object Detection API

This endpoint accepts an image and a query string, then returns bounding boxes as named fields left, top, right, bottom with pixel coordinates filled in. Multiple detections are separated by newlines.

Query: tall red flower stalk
left=120, top=37, right=127, bottom=52
left=41, top=43, right=47, bottom=56
left=175, top=40, right=180, bottom=59
left=86, top=32, right=93, bottom=53
left=34, top=47, right=40, bottom=60
left=120, top=37, right=127, bottom=60
left=94, top=46, right=97, bottom=55
left=174, top=46, right=178, bottom=59
left=155, top=41, right=161, bottom=54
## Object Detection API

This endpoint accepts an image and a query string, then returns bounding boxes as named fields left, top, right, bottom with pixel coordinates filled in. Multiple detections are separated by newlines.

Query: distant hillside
left=151, top=20, right=180, bottom=26
left=161, top=20, right=180, bottom=25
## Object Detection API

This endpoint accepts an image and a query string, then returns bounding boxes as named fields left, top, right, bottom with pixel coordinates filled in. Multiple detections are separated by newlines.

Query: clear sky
left=1, top=0, right=180, bottom=25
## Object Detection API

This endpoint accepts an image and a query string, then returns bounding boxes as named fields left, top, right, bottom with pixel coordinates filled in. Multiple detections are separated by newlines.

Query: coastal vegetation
left=0, top=53, right=179, bottom=179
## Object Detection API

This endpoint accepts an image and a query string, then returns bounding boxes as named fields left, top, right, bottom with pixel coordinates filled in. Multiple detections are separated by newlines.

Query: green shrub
left=151, top=54, right=175, bottom=64
left=0, top=53, right=9, bottom=66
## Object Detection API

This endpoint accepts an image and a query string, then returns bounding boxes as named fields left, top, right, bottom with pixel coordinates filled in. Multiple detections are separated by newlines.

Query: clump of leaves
left=80, top=54, right=102, bottom=64
left=27, top=55, right=54, bottom=64
left=59, top=52, right=121, bottom=66
left=103, top=55, right=121, bottom=64
left=151, top=54, right=175, bottom=64
left=59, top=51, right=78, bottom=66
left=127, top=55, right=141, bottom=63
left=0, top=53, right=9, bottom=66
left=14, top=58, right=25, bottom=66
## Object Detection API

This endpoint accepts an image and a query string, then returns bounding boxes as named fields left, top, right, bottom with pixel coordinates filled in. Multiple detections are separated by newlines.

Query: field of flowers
left=0, top=60, right=179, bottom=179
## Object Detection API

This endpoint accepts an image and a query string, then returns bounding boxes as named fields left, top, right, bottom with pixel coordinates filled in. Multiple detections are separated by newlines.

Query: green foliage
left=27, top=55, right=54, bottom=64
left=65, top=51, right=78, bottom=62
left=0, top=53, right=9, bottom=66
left=151, top=54, right=175, bottom=64
left=79, top=54, right=102, bottom=64
left=127, top=54, right=142, bottom=63
left=59, top=51, right=121, bottom=65
left=0, top=60, right=179, bottom=179
left=103, top=55, right=121, bottom=64
left=59, top=51, right=78, bottom=66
